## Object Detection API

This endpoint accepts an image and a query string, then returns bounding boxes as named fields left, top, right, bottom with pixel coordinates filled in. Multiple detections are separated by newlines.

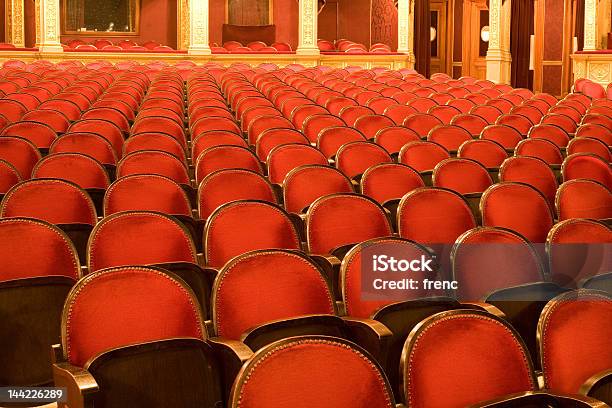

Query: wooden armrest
left=470, top=390, right=610, bottom=408
left=308, top=254, right=342, bottom=299
left=52, top=362, right=98, bottom=408
left=207, top=337, right=253, bottom=396
left=461, top=301, right=507, bottom=319
left=342, top=317, right=392, bottom=369
left=580, top=368, right=612, bottom=403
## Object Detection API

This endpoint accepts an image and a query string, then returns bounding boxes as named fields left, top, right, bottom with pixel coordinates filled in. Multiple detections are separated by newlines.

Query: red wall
left=58, top=0, right=178, bottom=48
left=24, top=0, right=36, bottom=47
left=338, top=0, right=371, bottom=46
left=318, top=0, right=339, bottom=41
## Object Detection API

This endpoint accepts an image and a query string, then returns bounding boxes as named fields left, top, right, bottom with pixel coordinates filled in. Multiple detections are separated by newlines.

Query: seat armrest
left=207, top=337, right=254, bottom=396
left=469, top=390, right=610, bottom=408
left=52, top=362, right=98, bottom=408
left=342, top=317, right=392, bottom=369
left=308, top=254, right=342, bottom=299
left=580, top=369, right=612, bottom=403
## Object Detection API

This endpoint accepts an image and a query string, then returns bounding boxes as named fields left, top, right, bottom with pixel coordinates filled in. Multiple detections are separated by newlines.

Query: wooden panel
left=228, top=0, right=270, bottom=26
left=462, top=0, right=488, bottom=79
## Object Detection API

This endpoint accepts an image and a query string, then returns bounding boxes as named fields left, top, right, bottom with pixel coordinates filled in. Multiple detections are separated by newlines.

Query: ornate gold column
left=397, top=0, right=415, bottom=66
left=6, top=0, right=25, bottom=47
left=178, top=0, right=191, bottom=50
left=36, top=0, right=63, bottom=52
left=297, top=0, right=319, bottom=55
left=486, top=0, right=512, bottom=84
left=188, top=0, right=212, bottom=55
left=583, top=0, right=599, bottom=50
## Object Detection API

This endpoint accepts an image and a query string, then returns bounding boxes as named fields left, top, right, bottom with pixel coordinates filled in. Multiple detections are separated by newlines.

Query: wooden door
left=430, top=0, right=448, bottom=75
left=462, top=0, right=488, bottom=79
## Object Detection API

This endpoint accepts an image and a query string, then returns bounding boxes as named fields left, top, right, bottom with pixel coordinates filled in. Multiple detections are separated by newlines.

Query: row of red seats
left=3, top=216, right=609, bottom=406
left=575, top=77, right=612, bottom=100
left=317, top=39, right=393, bottom=53
left=64, top=38, right=175, bottom=52
left=211, top=41, right=293, bottom=54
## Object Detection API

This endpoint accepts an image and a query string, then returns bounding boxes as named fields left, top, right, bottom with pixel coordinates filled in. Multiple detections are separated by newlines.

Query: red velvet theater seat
left=399, top=140, right=451, bottom=173
left=499, top=156, right=558, bottom=208
left=403, top=113, right=443, bottom=138
left=481, top=182, right=554, bottom=243
left=255, top=128, right=309, bottom=161
left=0, top=217, right=80, bottom=386
left=303, top=114, right=346, bottom=144
left=0, top=136, right=41, bottom=179
left=290, top=104, right=329, bottom=131
left=360, top=163, right=424, bottom=206
left=433, top=158, right=492, bottom=195
left=103, top=174, right=192, bottom=217
left=1, top=121, right=57, bottom=150
left=450, top=113, right=488, bottom=137
left=575, top=123, right=612, bottom=146
left=427, top=125, right=473, bottom=153
left=196, top=145, right=263, bottom=184
left=118, top=150, right=190, bottom=185
left=556, top=179, right=612, bottom=221
left=496, top=113, right=534, bottom=136
left=67, top=119, right=124, bottom=159
left=123, top=133, right=187, bottom=163
left=229, top=336, right=396, bottom=408
left=335, top=141, right=392, bottom=180
left=198, top=169, right=277, bottom=220
left=211, top=249, right=335, bottom=342
left=529, top=124, right=571, bottom=148
left=132, top=116, right=187, bottom=147
left=480, top=124, right=524, bottom=150
left=21, top=109, right=71, bottom=134
left=567, top=137, right=612, bottom=163
left=52, top=266, right=223, bottom=408
left=515, top=138, right=564, bottom=166
left=547, top=219, right=612, bottom=288
left=452, top=227, right=545, bottom=300
left=458, top=139, right=509, bottom=169
left=191, top=131, right=248, bottom=160
left=562, top=153, right=612, bottom=191
left=317, top=126, right=366, bottom=159
left=203, top=200, right=301, bottom=268
left=282, top=165, right=353, bottom=214
left=306, top=193, right=392, bottom=258
left=267, top=144, right=328, bottom=184
left=0, top=159, right=21, bottom=196
left=400, top=309, right=538, bottom=407
left=49, top=133, right=118, bottom=167
left=247, top=115, right=294, bottom=146
left=32, top=153, right=110, bottom=190
left=538, top=290, right=612, bottom=397
left=82, top=107, right=130, bottom=133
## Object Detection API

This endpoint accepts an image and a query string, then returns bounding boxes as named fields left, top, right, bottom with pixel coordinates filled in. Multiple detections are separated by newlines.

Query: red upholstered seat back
left=124, top=133, right=187, bottom=162
left=452, top=227, right=544, bottom=300
left=49, top=133, right=117, bottom=166
left=1, top=121, right=57, bottom=149
left=433, top=158, right=492, bottom=194
left=0, top=217, right=80, bottom=282
left=132, top=117, right=186, bottom=146
left=514, top=138, right=564, bottom=165
left=230, top=336, right=395, bottom=408
left=496, top=114, right=533, bottom=136
left=398, top=187, right=476, bottom=244
left=247, top=115, right=294, bottom=145
left=575, top=123, right=612, bottom=146
left=427, top=125, right=473, bottom=152
left=340, top=105, right=375, bottom=127
left=458, top=140, right=508, bottom=170
left=547, top=219, right=612, bottom=286
left=335, top=141, right=392, bottom=179
left=1, top=179, right=97, bottom=225
left=539, top=290, right=612, bottom=394
left=63, top=266, right=204, bottom=367
left=0, top=100, right=26, bottom=122
left=118, top=150, right=189, bottom=185
left=0, top=136, right=41, bottom=179
left=303, top=114, right=346, bottom=143
left=343, top=238, right=434, bottom=318
left=562, top=153, right=612, bottom=190
left=267, top=144, right=327, bottom=184
left=499, top=156, right=558, bottom=208
left=88, top=211, right=197, bottom=272
left=283, top=165, right=353, bottom=213
left=192, top=131, right=247, bottom=160
left=528, top=124, right=570, bottom=148
left=480, top=124, right=523, bottom=150
left=22, top=110, right=71, bottom=133
left=32, top=153, right=110, bottom=189
left=399, top=141, right=450, bottom=172
left=196, top=145, right=262, bottom=183
left=306, top=193, right=392, bottom=255
left=353, top=115, right=395, bottom=140
left=213, top=250, right=335, bottom=339
left=482, top=182, right=553, bottom=242
left=470, top=105, right=502, bottom=124
left=204, top=200, right=301, bottom=268
left=290, top=105, right=328, bottom=131
left=104, top=174, right=191, bottom=217
left=450, top=113, right=488, bottom=137
left=82, top=108, right=130, bottom=133
left=403, top=113, right=443, bottom=138
left=567, top=137, right=612, bottom=162
left=0, top=159, right=21, bottom=194
left=556, top=179, right=612, bottom=221
left=68, top=120, right=124, bottom=158
left=190, top=116, right=241, bottom=137
left=402, top=310, right=536, bottom=407
left=255, top=128, right=309, bottom=161
left=361, top=163, right=424, bottom=204
left=198, top=169, right=276, bottom=220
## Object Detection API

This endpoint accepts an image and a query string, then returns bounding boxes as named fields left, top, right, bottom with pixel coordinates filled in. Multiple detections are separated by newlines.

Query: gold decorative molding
left=37, top=0, right=63, bottom=52
left=6, top=0, right=25, bottom=47
left=397, top=0, right=410, bottom=54
left=486, top=0, right=512, bottom=84
left=572, top=53, right=612, bottom=86
left=297, top=0, right=319, bottom=55
left=178, top=0, right=190, bottom=50
left=188, top=0, right=211, bottom=55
